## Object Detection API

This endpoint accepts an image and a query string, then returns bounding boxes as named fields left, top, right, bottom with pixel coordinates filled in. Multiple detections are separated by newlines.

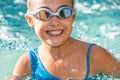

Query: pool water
left=0, top=0, right=120, bottom=80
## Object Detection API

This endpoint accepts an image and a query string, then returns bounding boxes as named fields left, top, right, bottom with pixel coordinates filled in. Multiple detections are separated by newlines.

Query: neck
left=40, top=38, right=75, bottom=59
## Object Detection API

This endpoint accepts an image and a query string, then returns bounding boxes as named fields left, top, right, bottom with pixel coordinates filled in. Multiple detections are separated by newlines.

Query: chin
left=45, top=41, right=64, bottom=48
left=44, top=37, right=70, bottom=48
left=49, top=43, right=63, bottom=48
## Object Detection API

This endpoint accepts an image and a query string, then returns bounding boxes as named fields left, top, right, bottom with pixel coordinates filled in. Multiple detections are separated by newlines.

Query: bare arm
left=7, top=53, right=32, bottom=80
left=7, top=75, right=32, bottom=80
left=93, top=45, right=120, bottom=78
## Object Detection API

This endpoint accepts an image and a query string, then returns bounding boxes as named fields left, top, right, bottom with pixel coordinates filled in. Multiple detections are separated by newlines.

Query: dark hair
left=72, top=0, right=75, bottom=8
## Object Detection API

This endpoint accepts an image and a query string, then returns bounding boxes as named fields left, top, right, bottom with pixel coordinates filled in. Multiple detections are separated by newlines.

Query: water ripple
left=0, top=26, right=30, bottom=50
left=100, top=24, right=120, bottom=39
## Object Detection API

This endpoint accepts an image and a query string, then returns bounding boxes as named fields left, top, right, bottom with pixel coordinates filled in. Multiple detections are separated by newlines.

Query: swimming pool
left=0, top=0, right=120, bottom=79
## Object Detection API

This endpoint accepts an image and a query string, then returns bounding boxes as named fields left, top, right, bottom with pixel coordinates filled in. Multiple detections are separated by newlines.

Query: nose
left=49, top=16, right=60, bottom=27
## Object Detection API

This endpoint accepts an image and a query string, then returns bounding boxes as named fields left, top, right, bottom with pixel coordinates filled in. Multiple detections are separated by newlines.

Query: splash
left=13, top=0, right=25, bottom=4
left=0, top=10, right=8, bottom=25
left=75, top=0, right=120, bottom=14
left=0, top=26, right=30, bottom=50
left=100, top=24, right=120, bottom=39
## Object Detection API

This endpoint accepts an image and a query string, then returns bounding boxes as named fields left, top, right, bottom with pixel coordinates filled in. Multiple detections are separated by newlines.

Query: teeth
left=50, top=31, right=61, bottom=35
left=47, top=30, right=63, bottom=36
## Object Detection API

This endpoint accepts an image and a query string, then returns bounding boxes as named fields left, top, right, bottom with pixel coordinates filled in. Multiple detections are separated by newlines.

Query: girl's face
left=26, top=0, right=75, bottom=47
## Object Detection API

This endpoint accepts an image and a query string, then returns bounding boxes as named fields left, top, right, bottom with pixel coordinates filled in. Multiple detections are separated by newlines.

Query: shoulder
left=12, top=53, right=31, bottom=76
left=90, top=44, right=117, bottom=72
left=91, top=44, right=113, bottom=61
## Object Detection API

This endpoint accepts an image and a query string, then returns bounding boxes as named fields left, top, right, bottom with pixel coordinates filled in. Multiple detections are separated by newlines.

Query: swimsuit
left=29, top=44, right=97, bottom=80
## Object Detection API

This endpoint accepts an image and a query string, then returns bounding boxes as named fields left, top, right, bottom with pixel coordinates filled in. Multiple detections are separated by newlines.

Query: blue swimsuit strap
left=29, top=48, right=61, bottom=80
left=85, top=44, right=95, bottom=80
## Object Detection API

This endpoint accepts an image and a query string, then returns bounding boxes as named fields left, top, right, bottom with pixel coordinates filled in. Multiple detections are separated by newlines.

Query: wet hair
left=72, top=0, right=75, bottom=7
left=27, top=0, right=31, bottom=9
left=27, top=0, right=75, bottom=10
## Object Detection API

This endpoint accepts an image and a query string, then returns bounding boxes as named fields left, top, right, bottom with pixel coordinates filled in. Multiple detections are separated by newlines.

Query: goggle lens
left=28, top=6, right=75, bottom=21
left=59, top=8, right=73, bottom=18
left=39, top=10, right=50, bottom=20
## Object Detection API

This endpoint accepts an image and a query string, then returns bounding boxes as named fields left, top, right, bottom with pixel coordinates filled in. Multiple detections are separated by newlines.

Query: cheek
left=34, top=27, right=43, bottom=40
left=65, top=16, right=75, bottom=26
left=63, top=18, right=74, bottom=30
left=67, top=19, right=74, bottom=35
left=33, top=20, right=46, bottom=39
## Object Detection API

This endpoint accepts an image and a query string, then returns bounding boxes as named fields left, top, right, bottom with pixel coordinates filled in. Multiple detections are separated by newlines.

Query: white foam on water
left=108, top=0, right=120, bottom=9
left=75, top=0, right=120, bottom=14
left=0, top=26, right=10, bottom=40
left=100, top=24, right=120, bottom=39
left=91, top=3, right=101, bottom=10
left=0, top=11, right=8, bottom=24
left=0, top=26, right=30, bottom=50
left=75, top=2, right=94, bottom=14
left=18, top=11, right=24, bottom=16
left=13, top=0, right=25, bottom=4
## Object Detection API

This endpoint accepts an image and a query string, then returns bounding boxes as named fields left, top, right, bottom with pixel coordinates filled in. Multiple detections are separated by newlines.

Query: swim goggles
left=27, top=6, right=75, bottom=21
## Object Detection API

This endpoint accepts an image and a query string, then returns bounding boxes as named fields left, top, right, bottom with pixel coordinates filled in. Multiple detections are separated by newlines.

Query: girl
left=8, top=0, right=120, bottom=80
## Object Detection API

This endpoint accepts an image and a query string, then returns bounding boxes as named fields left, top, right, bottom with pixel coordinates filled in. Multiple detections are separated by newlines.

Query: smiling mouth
left=46, top=29, right=64, bottom=37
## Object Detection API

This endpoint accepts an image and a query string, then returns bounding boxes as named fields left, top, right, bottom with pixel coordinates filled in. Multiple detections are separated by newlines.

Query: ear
left=73, top=14, right=76, bottom=20
left=25, top=14, right=34, bottom=28
left=72, top=14, right=76, bottom=22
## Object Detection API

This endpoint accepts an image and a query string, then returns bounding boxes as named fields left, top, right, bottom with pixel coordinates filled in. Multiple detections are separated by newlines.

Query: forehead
left=30, top=0, right=73, bottom=10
